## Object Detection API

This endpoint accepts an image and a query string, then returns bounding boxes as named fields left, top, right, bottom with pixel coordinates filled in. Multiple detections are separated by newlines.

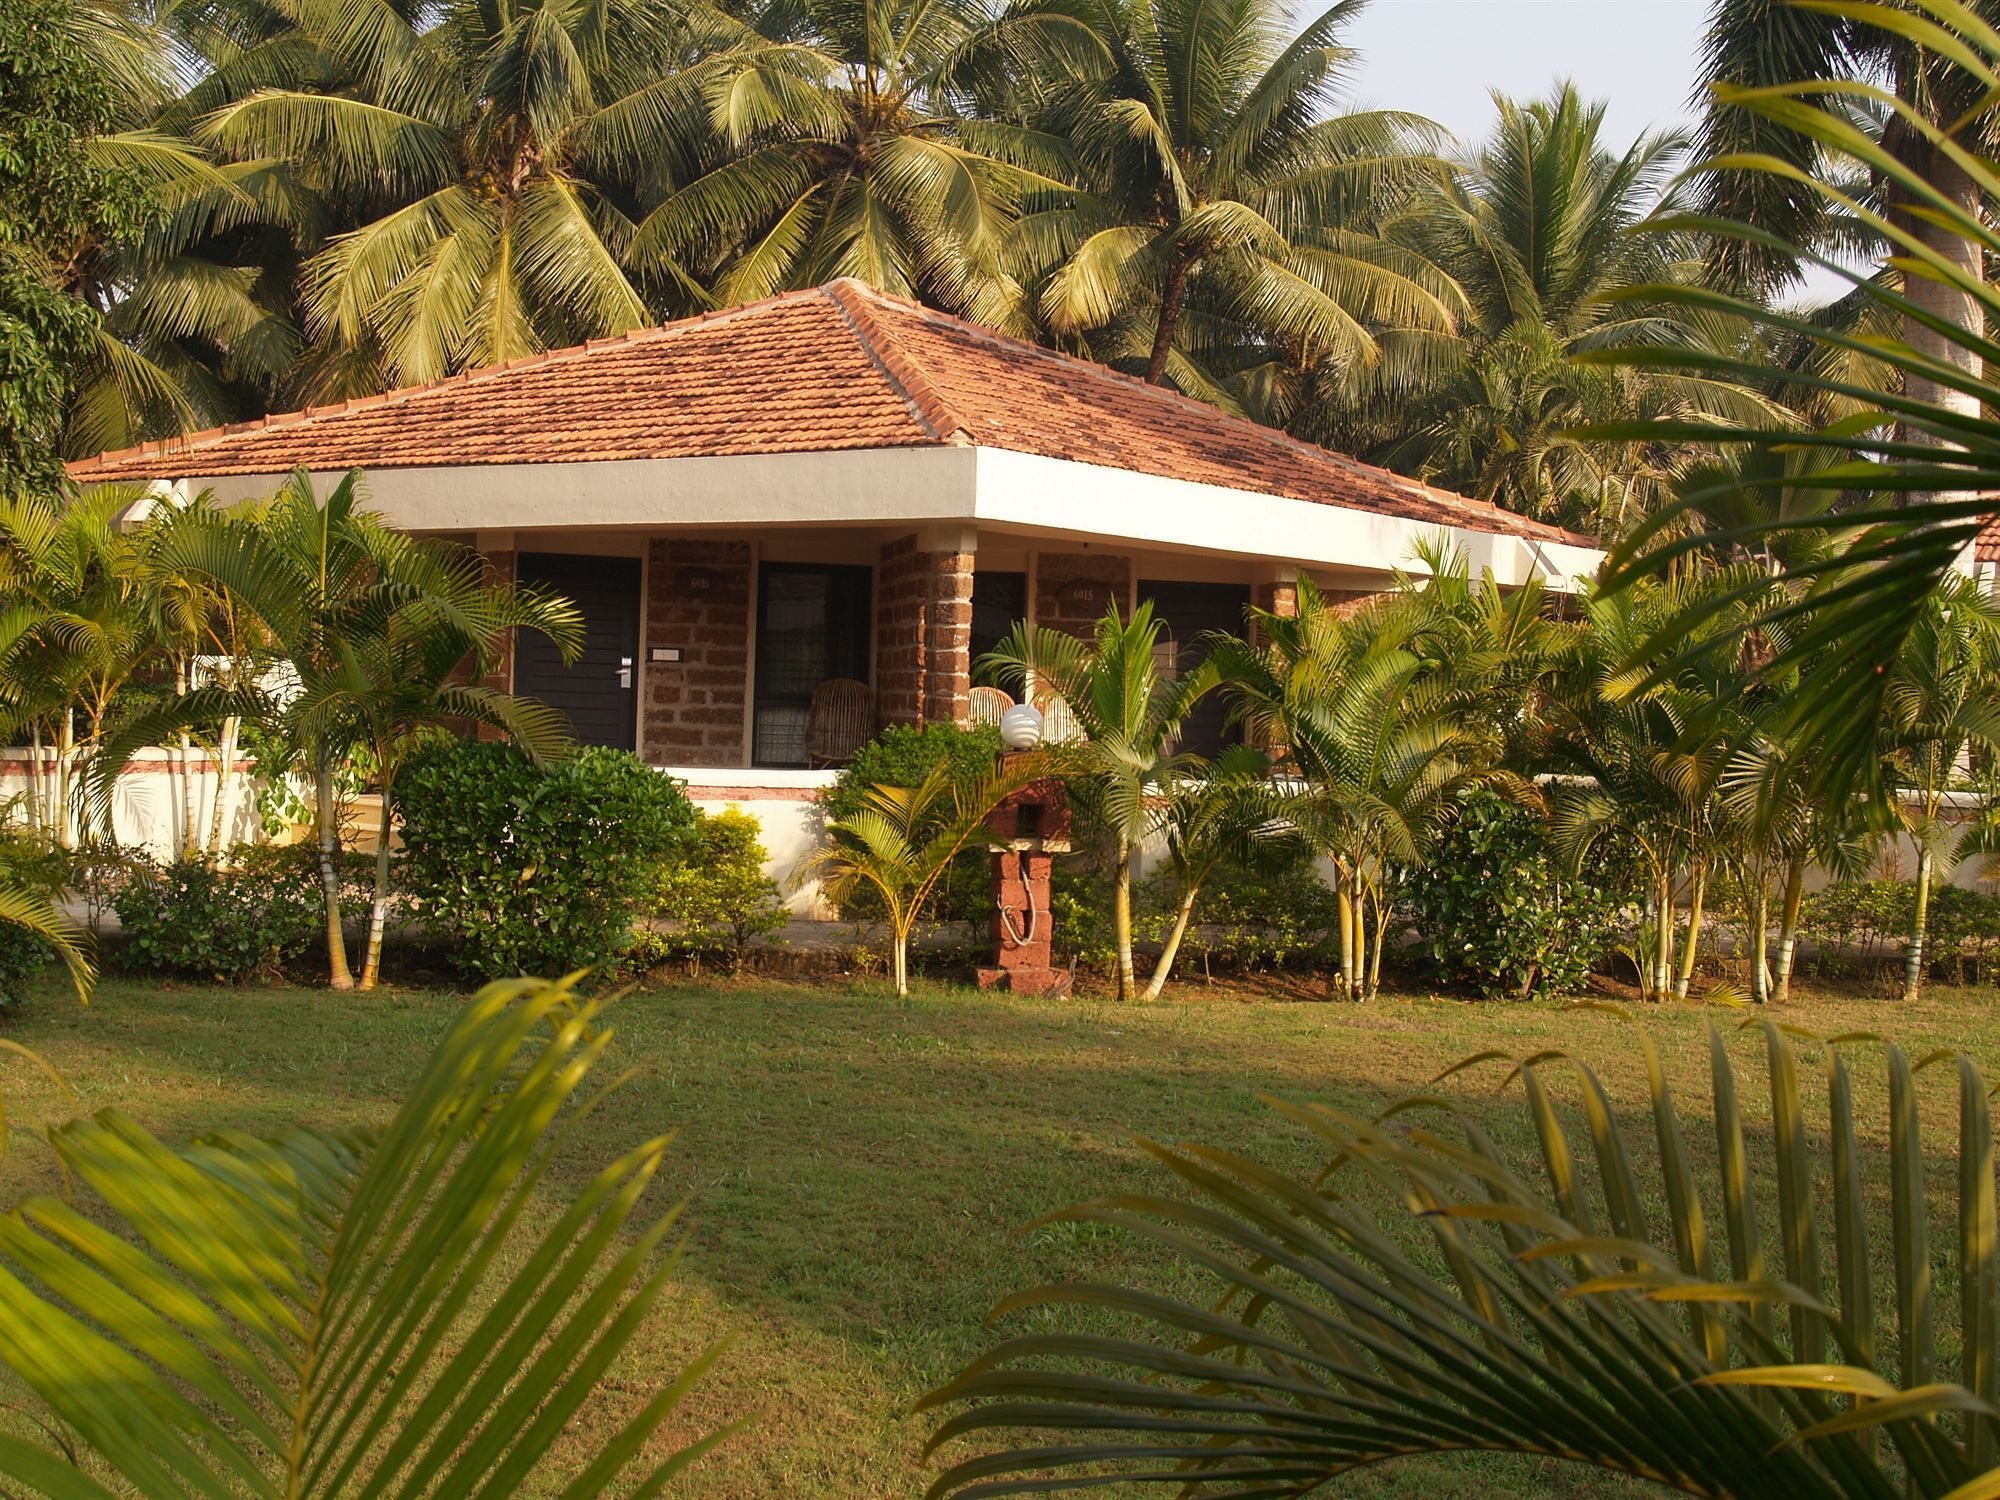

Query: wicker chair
left=804, top=677, right=875, bottom=767
left=1035, top=692, right=1081, bottom=745
left=967, top=684, right=1014, bottom=728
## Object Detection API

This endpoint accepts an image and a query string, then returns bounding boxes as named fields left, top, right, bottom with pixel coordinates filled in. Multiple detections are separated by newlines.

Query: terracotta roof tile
left=70, top=280, right=1585, bottom=546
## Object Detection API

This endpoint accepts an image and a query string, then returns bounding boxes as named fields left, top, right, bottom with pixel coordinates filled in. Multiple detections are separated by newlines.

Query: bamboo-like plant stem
left=1751, top=887, right=1770, bottom=1005
left=1364, top=883, right=1386, bottom=1000
left=360, top=787, right=394, bottom=990
left=1336, top=882, right=1355, bottom=999
left=1774, top=857, right=1805, bottom=1004
left=1145, top=886, right=1201, bottom=1001
left=1654, top=874, right=1674, bottom=1002
left=1903, top=845, right=1934, bottom=1002
left=1112, top=836, right=1135, bottom=1002
left=1674, top=866, right=1706, bottom=1002
left=316, top=749, right=354, bottom=990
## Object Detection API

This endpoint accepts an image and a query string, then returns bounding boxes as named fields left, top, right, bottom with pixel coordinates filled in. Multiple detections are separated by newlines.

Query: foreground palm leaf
left=924, top=1018, right=2000, bottom=1496
left=1589, top=0, right=2000, bottom=805
left=0, top=975, right=738, bottom=1496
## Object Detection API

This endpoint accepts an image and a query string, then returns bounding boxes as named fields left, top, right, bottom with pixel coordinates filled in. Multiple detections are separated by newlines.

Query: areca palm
left=0, top=974, right=737, bottom=1493
left=106, top=469, right=582, bottom=990
left=801, top=755, right=1043, bottom=996
left=632, top=0, right=1073, bottom=314
left=1875, top=575, right=2000, bottom=1000
left=997, top=0, right=1458, bottom=399
left=924, top=1019, right=2000, bottom=1497
left=982, top=601, right=1220, bottom=1002
left=1212, top=578, right=1512, bottom=1002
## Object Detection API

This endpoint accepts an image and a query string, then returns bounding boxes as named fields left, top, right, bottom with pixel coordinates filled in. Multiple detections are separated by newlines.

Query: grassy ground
left=1, top=970, right=1995, bottom=1497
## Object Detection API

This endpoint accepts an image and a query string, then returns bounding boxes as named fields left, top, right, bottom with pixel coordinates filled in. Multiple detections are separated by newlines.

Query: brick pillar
left=643, top=540, right=751, bottom=767
left=877, top=534, right=975, bottom=728
left=1033, top=551, right=1132, bottom=639
left=1252, top=575, right=1298, bottom=644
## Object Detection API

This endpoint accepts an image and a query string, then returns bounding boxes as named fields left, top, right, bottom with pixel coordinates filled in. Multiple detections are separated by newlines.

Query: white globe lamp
left=998, top=704, right=1045, bottom=750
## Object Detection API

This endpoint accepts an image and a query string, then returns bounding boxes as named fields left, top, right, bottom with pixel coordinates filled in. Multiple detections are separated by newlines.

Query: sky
left=1339, top=0, right=1712, bottom=151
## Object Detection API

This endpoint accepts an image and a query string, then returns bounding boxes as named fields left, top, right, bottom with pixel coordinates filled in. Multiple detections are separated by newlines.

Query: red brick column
left=1034, top=551, right=1131, bottom=639
left=878, top=535, right=974, bottom=728
left=643, top=540, right=751, bottom=767
left=1251, top=576, right=1297, bottom=644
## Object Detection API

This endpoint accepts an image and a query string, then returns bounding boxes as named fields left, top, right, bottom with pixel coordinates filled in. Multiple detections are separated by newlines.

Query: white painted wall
left=0, top=749, right=269, bottom=857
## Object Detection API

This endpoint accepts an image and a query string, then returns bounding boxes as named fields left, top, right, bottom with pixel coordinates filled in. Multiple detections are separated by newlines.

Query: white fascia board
left=183, top=446, right=982, bottom=530
left=165, top=443, right=1607, bottom=587
left=969, top=447, right=1605, bottom=590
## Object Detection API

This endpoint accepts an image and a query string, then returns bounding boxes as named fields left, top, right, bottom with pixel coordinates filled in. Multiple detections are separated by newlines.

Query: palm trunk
left=1903, top=845, right=1935, bottom=1002
left=25, top=720, right=43, bottom=835
left=360, top=785, right=394, bottom=990
left=1674, top=865, right=1706, bottom=1003
left=1113, top=836, right=1136, bottom=1002
left=175, top=659, right=197, bottom=858
left=1365, top=886, right=1387, bottom=1001
left=1751, top=886, right=1770, bottom=1006
left=892, top=924, right=909, bottom=998
left=1774, top=857, right=1805, bottom=1003
left=316, top=748, right=354, bottom=990
left=1353, top=885, right=1370, bottom=1003
left=1336, top=881, right=1355, bottom=1000
left=56, top=709, right=76, bottom=850
left=1898, top=151, right=1983, bottom=490
left=1653, top=874, right=1674, bottom=1002
left=208, top=714, right=240, bottom=854
left=1143, top=252, right=1195, bottom=386
left=1145, top=884, right=1201, bottom=1000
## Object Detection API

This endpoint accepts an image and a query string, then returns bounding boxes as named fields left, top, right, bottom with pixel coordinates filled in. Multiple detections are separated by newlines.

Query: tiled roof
left=1978, top=515, right=2000, bottom=564
left=70, top=280, right=1586, bottom=546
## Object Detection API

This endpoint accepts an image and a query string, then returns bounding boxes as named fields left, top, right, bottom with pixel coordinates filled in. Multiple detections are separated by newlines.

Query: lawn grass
left=1, top=971, right=1996, bottom=1497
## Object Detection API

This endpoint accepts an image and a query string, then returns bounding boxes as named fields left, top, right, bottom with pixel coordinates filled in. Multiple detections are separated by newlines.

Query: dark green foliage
left=395, top=741, right=698, bottom=980
left=1801, top=878, right=2000, bottom=983
left=644, top=805, right=787, bottom=971
left=1400, top=790, right=1633, bottom=1000
left=1151, top=854, right=1340, bottom=975
left=113, top=846, right=323, bottom=982
left=0, top=823, right=70, bottom=1004
left=819, top=723, right=1003, bottom=924
left=0, top=0, right=138, bottom=487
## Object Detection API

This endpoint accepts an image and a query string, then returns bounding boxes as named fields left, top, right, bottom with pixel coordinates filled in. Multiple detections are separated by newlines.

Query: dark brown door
left=513, top=552, right=641, bottom=749
left=1139, top=579, right=1250, bottom=759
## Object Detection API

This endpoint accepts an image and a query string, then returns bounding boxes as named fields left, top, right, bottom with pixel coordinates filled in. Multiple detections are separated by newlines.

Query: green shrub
left=113, top=845, right=322, bottom=982
left=1399, top=791, right=1633, bottom=1001
left=645, top=806, right=787, bottom=971
left=1150, top=853, right=1340, bottom=976
left=396, top=741, right=698, bottom=979
left=0, top=825, right=72, bottom=1005
left=1800, top=879, right=1910, bottom=976
left=819, top=723, right=1003, bottom=924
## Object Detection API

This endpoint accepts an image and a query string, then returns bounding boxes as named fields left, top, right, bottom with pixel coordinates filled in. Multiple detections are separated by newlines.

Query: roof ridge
left=830, top=281, right=1588, bottom=546
left=822, top=280, right=972, bottom=445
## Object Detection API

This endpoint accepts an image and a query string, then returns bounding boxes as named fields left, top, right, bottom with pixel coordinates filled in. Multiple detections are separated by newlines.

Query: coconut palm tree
left=1325, top=85, right=1781, bottom=533
left=0, top=974, right=737, bottom=1491
left=992, top=0, right=1458, bottom=400
left=630, top=0, right=1074, bottom=317
left=184, top=0, right=748, bottom=397
left=1594, top=0, right=2000, bottom=806
left=981, top=601, right=1221, bottom=1002
left=1695, top=0, right=1996, bottom=426
left=923, top=1019, right=2000, bottom=1496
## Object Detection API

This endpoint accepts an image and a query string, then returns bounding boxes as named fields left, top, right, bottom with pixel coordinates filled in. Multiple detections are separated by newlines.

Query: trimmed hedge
left=396, top=742, right=698, bottom=979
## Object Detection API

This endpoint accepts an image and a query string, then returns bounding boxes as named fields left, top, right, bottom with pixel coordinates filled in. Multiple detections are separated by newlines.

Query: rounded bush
left=396, top=741, right=698, bottom=979
left=1400, top=790, right=1634, bottom=1001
